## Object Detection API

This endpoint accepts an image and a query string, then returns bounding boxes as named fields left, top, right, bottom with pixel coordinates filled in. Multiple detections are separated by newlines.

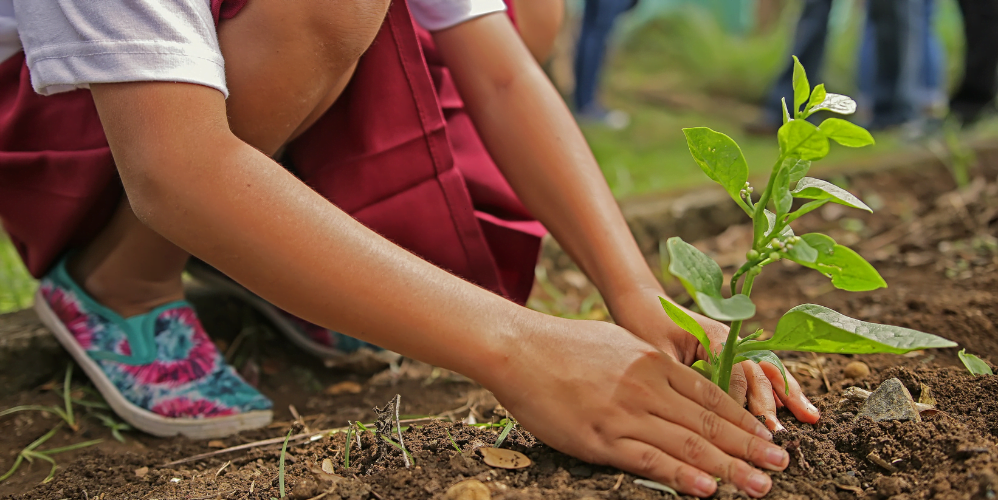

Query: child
left=0, top=1, right=818, bottom=497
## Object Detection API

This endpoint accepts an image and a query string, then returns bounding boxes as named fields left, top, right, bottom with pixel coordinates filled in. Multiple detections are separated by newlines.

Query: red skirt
left=0, top=0, right=544, bottom=305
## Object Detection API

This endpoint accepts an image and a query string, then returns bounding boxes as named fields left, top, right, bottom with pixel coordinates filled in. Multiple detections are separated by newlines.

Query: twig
left=215, top=460, right=231, bottom=477
left=811, top=353, right=831, bottom=391
left=612, top=474, right=624, bottom=491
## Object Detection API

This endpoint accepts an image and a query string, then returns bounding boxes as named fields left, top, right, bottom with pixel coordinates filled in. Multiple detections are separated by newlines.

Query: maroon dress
left=0, top=0, right=545, bottom=305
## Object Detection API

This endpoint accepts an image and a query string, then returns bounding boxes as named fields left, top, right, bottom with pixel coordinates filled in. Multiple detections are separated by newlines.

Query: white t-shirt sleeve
left=409, top=0, right=507, bottom=31
left=12, top=0, right=228, bottom=97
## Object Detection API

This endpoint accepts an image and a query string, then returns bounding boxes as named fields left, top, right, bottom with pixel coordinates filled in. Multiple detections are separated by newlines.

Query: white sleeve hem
left=410, top=0, right=507, bottom=32
left=25, top=40, right=228, bottom=97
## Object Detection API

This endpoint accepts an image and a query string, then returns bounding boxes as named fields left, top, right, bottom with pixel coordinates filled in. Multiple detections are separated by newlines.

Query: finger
left=634, top=418, right=775, bottom=498
left=669, top=365, right=773, bottom=441
left=743, top=362, right=783, bottom=431
left=611, top=438, right=718, bottom=497
left=652, top=391, right=789, bottom=471
left=772, top=389, right=785, bottom=408
left=728, top=362, right=748, bottom=407
left=760, top=361, right=820, bottom=424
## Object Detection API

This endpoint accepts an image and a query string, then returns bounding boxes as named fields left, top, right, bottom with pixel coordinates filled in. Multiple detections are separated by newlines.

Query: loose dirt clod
left=857, top=378, right=921, bottom=422
left=445, top=479, right=491, bottom=500
left=479, top=448, right=531, bottom=469
left=843, top=360, right=871, bottom=379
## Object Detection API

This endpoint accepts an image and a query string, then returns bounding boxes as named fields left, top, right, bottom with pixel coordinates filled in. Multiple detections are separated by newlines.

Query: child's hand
left=606, top=287, right=820, bottom=431
left=486, top=315, right=789, bottom=498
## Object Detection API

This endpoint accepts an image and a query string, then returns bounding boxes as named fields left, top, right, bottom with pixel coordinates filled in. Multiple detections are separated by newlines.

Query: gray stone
left=857, top=378, right=921, bottom=422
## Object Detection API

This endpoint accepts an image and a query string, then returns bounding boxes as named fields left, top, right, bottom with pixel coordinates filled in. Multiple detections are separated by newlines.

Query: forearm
left=434, top=15, right=661, bottom=303
left=91, top=83, right=528, bottom=385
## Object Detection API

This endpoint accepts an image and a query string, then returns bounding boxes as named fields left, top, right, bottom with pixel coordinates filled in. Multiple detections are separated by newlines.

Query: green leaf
left=773, top=164, right=793, bottom=218
left=666, top=237, right=757, bottom=321
left=753, top=304, right=958, bottom=354
left=659, top=297, right=710, bottom=352
left=958, top=349, right=993, bottom=376
left=778, top=120, right=829, bottom=161
left=764, top=210, right=794, bottom=238
left=795, top=233, right=886, bottom=291
left=805, top=83, right=827, bottom=113
left=792, top=177, right=872, bottom=212
left=806, top=93, right=857, bottom=116
left=682, top=128, right=749, bottom=203
left=739, top=329, right=765, bottom=344
left=791, top=55, right=810, bottom=117
left=784, top=237, right=818, bottom=263
left=692, top=360, right=714, bottom=379
left=781, top=97, right=791, bottom=125
left=784, top=157, right=812, bottom=184
left=734, top=350, right=789, bottom=395
left=818, top=118, right=875, bottom=147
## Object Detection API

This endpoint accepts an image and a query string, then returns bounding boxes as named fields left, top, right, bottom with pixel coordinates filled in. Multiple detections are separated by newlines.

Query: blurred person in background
left=858, top=0, right=943, bottom=133
left=512, top=0, right=565, bottom=63
left=573, top=0, right=638, bottom=129
left=949, top=0, right=998, bottom=125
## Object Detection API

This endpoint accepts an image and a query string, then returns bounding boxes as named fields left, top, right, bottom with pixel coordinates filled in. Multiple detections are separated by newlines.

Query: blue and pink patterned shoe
left=186, top=259, right=385, bottom=362
left=34, top=258, right=273, bottom=439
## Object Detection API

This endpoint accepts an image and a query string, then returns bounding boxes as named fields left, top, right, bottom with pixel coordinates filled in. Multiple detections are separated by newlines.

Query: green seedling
left=662, top=57, right=957, bottom=396
left=343, top=426, right=354, bottom=469
left=3, top=364, right=80, bottom=431
left=0, top=422, right=102, bottom=484
left=958, top=349, right=993, bottom=376
left=278, top=428, right=292, bottom=498
left=445, top=429, right=462, bottom=454
left=494, top=418, right=516, bottom=448
left=92, top=413, right=132, bottom=443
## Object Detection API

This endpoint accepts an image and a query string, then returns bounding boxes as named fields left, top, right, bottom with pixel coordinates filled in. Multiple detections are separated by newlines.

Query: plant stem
left=716, top=271, right=759, bottom=393
left=752, top=155, right=787, bottom=248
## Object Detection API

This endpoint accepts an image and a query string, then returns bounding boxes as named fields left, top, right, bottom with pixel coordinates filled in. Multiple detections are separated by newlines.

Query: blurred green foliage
left=0, top=235, right=36, bottom=314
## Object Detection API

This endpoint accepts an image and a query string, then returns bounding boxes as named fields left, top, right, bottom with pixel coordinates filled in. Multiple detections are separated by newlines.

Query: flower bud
left=746, top=249, right=761, bottom=261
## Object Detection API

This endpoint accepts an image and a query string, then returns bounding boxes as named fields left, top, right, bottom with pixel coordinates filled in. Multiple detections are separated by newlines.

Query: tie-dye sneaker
left=33, top=258, right=273, bottom=439
left=185, top=259, right=385, bottom=361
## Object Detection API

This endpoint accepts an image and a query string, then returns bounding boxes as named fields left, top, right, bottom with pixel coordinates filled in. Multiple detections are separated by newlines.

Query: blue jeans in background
left=573, top=0, right=638, bottom=113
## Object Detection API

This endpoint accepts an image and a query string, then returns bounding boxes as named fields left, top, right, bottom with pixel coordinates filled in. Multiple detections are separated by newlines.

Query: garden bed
left=1, top=147, right=997, bottom=500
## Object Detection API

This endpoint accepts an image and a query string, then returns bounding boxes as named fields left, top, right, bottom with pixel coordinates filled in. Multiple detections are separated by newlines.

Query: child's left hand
left=607, top=286, right=821, bottom=431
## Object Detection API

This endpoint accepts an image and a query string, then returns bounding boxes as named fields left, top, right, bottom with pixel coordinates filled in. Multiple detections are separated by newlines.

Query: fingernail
left=747, top=472, right=771, bottom=496
left=766, top=447, right=788, bottom=467
left=755, top=424, right=773, bottom=441
left=695, top=475, right=716, bottom=496
left=806, top=401, right=819, bottom=414
left=774, top=422, right=786, bottom=432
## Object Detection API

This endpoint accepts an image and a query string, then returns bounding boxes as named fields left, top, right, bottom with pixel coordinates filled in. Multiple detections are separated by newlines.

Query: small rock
left=568, top=465, right=592, bottom=478
left=857, top=378, right=921, bottom=422
left=844, top=361, right=871, bottom=379
left=134, top=467, right=149, bottom=478
left=207, top=440, right=227, bottom=448
left=874, top=476, right=910, bottom=496
left=446, top=479, right=491, bottom=500
left=289, top=478, right=323, bottom=499
left=324, top=381, right=363, bottom=395
left=321, top=458, right=335, bottom=475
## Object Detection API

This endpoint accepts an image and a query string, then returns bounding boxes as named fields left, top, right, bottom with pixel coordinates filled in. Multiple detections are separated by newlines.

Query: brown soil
left=2, top=151, right=998, bottom=500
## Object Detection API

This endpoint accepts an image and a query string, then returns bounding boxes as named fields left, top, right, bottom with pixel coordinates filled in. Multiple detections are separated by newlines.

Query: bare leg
left=68, top=0, right=390, bottom=318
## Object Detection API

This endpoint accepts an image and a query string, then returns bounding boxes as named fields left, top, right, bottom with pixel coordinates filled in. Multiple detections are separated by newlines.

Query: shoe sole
left=34, top=289, right=273, bottom=440
left=185, top=263, right=351, bottom=361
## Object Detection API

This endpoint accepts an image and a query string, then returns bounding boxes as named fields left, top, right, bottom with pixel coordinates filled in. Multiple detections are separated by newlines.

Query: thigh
left=217, top=0, right=391, bottom=156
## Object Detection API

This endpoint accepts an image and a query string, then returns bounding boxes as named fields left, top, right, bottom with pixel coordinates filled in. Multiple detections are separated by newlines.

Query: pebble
left=446, top=479, right=491, bottom=500
left=857, top=378, right=921, bottom=422
left=844, top=361, right=871, bottom=379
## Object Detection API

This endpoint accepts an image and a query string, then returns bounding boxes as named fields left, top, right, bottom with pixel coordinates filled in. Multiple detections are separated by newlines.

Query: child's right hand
left=485, top=315, right=789, bottom=498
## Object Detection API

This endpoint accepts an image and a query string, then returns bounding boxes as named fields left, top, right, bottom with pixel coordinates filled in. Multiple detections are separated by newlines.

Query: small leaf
left=739, top=329, right=765, bottom=344
left=818, top=118, right=875, bottom=147
left=791, top=55, right=810, bottom=117
left=773, top=165, right=793, bottom=218
left=754, top=304, right=957, bottom=354
left=796, top=233, right=886, bottom=291
left=692, top=360, right=714, bottom=379
left=782, top=97, right=791, bottom=125
left=958, top=349, right=993, bottom=376
left=659, top=297, right=710, bottom=352
left=667, top=237, right=757, bottom=321
left=480, top=448, right=532, bottom=469
left=806, top=83, right=827, bottom=113
left=785, top=157, right=812, bottom=184
left=806, top=93, right=857, bottom=115
left=778, top=120, right=829, bottom=161
left=734, top=350, right=789, bottom=395
left=793, top=177, right=872, bottom=212
left=765, top=210, right=794, bottom=238
left=682, top=128, right=750, bottom=203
